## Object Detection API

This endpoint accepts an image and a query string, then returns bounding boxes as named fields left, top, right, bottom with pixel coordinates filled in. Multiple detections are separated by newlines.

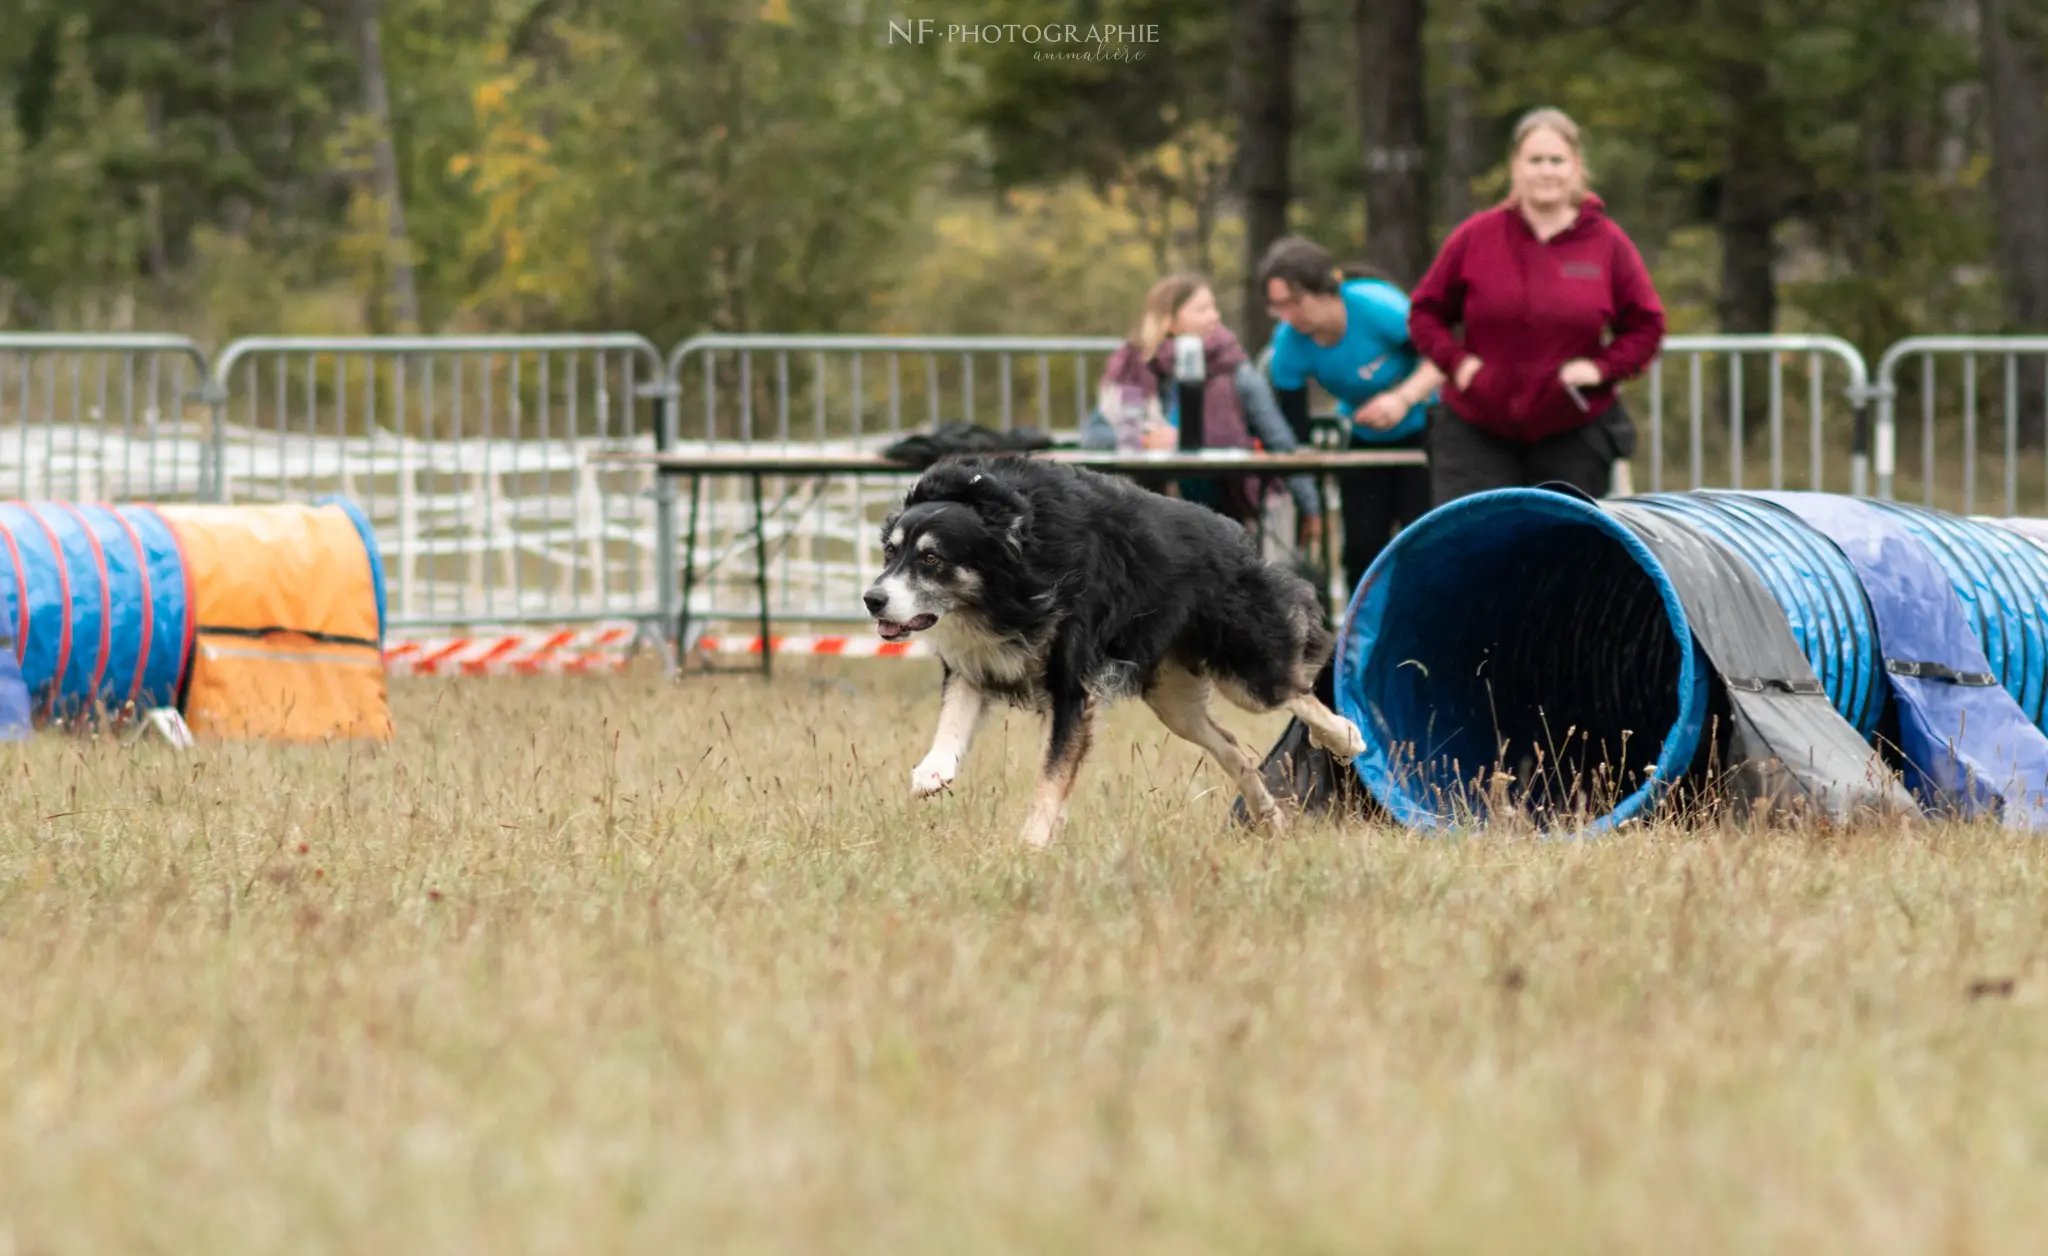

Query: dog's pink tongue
left=876, top=619, right=904, bottom=639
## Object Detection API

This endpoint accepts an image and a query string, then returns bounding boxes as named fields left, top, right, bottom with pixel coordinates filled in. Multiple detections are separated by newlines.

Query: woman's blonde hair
left=1504, top=107, right=1592, bottom=206
left=1129, top=272, right=1209, bottom=358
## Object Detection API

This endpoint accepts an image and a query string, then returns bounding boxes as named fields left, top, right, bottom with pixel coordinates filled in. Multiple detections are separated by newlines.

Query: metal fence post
left=1864, top=378, right=1896, bottom=501
left=200, top=373, right=230, bottom=502
left=1847, top=379, right=1875, bottom=499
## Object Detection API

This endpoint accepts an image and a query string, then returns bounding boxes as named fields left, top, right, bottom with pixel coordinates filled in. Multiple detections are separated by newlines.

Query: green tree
left=956, top=0, right=1235, bottom=192
left=444, top=0, right=942, bottom=344
left=0, top=14, right=149, bottom=327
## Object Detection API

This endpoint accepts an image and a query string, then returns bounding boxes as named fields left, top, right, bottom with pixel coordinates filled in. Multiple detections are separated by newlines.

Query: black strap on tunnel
left=1885, top=658, right=1998, bottom=686
left=199, top=624, right=381, bottom=650
left=1722, top=676, right=1827, bottom=696
left=1534, top=480, right=1600, bottom=506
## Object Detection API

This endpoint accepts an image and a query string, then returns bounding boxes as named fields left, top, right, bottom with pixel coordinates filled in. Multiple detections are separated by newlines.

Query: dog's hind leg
left=1058, top=702, right=1108, bottom=830
left=1146, top=665, right=1284, bottom=832
left=912, top=666, right=986, bottom=798
left=1212, top=673, right=1366, bottom=766
left=1283, top=694, right=1367, bottom=760
left=1020, top=689, right=1096, bottom=847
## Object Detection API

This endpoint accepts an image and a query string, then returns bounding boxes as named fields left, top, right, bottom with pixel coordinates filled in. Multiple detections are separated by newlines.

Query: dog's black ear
left=904, top=457, right=982, bottom=507
left=909, top=459, right=1033, bottom=548
left=981, top=483, right=1033, bottom=553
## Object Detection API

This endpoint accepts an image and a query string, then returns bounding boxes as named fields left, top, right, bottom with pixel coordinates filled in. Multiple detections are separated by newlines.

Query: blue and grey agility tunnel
left=1335, top=486, right=2048, bottom=832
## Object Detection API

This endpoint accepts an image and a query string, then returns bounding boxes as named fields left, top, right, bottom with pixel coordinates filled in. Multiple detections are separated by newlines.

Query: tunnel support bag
left=154, top=502, right=393, bottom=742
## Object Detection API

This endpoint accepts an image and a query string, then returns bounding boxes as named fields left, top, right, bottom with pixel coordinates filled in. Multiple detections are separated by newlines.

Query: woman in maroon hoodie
left=1408, top=107, right=1666, bottom=504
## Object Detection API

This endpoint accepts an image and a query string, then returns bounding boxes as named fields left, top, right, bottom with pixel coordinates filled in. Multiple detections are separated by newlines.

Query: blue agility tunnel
left=1335, top=486, right=2048, bottom=832
left=0, top=502, right=193, bottom=722
left=0, top=525, right=27, bottom=740
left=1629, top=493, right=1887, bottom=739
left=116, top=505, right=196, bottom=712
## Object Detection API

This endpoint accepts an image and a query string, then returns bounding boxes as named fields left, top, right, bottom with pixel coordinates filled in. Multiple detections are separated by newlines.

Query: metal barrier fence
left=209, top=336, right=674, bottom=632
left=1872, top=337, right=2048, bottom=514
left=1637, top=334, right=1876, bottom=498
left=0, top=334, right=219, bottom=501
left=9, top=327, right=2043, bottom=638
left=669, top=333, right=1884, bottom=628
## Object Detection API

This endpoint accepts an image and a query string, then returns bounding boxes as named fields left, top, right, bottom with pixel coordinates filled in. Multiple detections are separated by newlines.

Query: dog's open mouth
left=875, top=613, right=938, bottom=642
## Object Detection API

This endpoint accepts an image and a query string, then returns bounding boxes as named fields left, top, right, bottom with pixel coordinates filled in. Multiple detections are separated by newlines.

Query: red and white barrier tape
left=692, top=634, right=931, bottom=658
left=382, top=626, right=933, bottom=674
left=383, top=625, right=639, bottom=676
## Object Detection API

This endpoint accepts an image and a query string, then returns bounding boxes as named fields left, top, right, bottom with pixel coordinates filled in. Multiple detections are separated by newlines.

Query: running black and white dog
left=861, top=455, right=1366, bottom=846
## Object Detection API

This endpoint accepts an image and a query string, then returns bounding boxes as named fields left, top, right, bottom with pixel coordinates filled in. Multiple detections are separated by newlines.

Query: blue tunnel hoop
left=1335, top=487, right=1710, bottom=833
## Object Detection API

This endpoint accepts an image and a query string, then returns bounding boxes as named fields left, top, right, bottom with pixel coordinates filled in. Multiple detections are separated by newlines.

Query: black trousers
left=1428, top=401, right=1637, bottom=507
left=1337, top=453, right=1432, bottom=599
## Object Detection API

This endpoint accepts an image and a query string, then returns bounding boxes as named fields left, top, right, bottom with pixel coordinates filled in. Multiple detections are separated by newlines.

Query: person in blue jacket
left=1259, top=234, right=1445, bottom=598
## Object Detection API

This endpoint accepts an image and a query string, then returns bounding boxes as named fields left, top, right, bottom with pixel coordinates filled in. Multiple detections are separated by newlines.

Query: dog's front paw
left=1314, top=718, right=1367, bottom=761
left=911, top=753, right=959, bottom=798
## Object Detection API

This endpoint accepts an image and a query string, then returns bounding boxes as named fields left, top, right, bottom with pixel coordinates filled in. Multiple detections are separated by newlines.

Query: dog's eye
left=920, top=552, right=942, bottom=567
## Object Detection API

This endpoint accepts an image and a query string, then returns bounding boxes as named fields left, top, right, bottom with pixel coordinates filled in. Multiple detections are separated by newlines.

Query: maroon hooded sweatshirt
left=1408, top=194, right=1666, bottom=443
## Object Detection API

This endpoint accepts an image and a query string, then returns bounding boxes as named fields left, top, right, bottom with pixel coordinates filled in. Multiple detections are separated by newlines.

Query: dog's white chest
left=928, top=616, right=1038, bottom=690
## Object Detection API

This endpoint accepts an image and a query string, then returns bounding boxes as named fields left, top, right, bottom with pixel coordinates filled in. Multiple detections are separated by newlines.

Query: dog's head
left=862, top=460, right=1031, bottom=642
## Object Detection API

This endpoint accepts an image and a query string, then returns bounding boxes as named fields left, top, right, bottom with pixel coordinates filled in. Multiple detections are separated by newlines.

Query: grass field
left=5, top=661, right=2048, bottom=1253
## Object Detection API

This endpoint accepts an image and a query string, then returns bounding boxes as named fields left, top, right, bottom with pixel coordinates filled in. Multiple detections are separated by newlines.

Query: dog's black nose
left=862, top=589, right=887, bottom=616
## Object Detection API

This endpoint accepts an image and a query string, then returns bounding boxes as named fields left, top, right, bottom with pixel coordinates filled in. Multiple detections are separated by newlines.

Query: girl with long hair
left=1089, top=273, right=1322, bottom=533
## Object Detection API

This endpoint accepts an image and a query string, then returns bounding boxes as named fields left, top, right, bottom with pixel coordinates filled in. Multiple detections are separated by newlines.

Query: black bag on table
left=881, top=423, right=1055, bottom=469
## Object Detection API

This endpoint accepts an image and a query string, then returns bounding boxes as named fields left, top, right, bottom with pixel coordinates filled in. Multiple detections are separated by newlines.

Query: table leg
left=752, top=472, right=772, bottom=679
left=1318, top=472, right=1336, bottom=619
left=677, top=472, right=702, bottom=671
left=1324, top=473, right=1336, bottom=607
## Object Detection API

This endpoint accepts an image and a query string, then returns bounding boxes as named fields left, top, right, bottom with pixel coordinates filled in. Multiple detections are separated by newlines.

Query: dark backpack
left=881, top=423, right=1055, bottom=468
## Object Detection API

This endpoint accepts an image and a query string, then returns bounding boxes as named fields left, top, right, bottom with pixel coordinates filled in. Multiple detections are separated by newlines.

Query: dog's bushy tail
left=1287, top=570, right=1338, bottom=689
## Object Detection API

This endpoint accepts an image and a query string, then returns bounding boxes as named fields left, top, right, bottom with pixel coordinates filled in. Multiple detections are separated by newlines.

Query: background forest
left=0, top=0, right=2044, bottom=366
